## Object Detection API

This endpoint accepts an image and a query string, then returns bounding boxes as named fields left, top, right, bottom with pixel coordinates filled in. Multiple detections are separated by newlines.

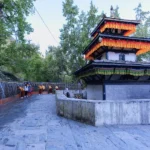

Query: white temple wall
left=125, top=53, right=136, bottom=61
left=87, top=85, right=103, bottom=100
left=107, top=52, right=136, bottom=61
left=107, top=52, right=118, bottom=61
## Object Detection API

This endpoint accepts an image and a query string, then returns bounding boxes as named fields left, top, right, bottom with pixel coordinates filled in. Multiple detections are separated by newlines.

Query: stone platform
left=0, top=94, right=150, bottom=149
left=56, top=91, right=150, bottom=125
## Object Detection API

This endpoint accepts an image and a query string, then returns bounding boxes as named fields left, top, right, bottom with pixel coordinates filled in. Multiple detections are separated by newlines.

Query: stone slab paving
left=0, top=95, right=150, bottom=150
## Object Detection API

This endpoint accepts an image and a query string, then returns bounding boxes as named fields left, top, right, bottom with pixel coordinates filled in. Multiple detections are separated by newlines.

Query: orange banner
left=93, top=21, right=136, bottom=37
left=85, top=38, right=150, bottom=60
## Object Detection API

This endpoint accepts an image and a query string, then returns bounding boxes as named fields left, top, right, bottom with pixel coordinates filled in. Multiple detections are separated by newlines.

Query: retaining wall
left=0, top=82, right=80, bottom=105
left=56, top=91, right=150, bottom=125
left=0, top=82, right=79, bottom=99
left=56, top=91, right=95, bottom=125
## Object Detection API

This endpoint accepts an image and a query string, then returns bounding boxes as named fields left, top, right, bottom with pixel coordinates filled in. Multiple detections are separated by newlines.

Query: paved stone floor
left=0, top=95, right=150, bottom=150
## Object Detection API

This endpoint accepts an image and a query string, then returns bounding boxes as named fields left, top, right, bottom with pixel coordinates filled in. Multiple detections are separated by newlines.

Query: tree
left=0, top=0, right=35, bottom=43
left=134, top=3, right=150, bottom=61
left=87, top=1, right=100, bottom=33
left=60, top=0, right=102, bottom=75
left=26, top=53, right=44, bottom=81
left=0, top=0, right=38, bottom=81
left=60, top=0, right=79, bottom=74
left=134, top=3, right=150, bottom=37
left=45, top=46, right=68, bottom=82
left=0, top=41, right=40, bottom=80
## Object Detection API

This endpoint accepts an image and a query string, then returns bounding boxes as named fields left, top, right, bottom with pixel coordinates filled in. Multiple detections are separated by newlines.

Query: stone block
left=81, top=102, right=95, bottom=125
left=148, top=102, right=150, bottom=124
left=122, top=101, right=141, bottom=124
left=63, top=100, right=72, bottom=119
left=109, top=102, right=120, bottom=124
left=95, top=102, right=112, bottom=125
left=72, top=101, right=82, bottom=121
left=140, top=101, right=149, bottom=124
left=56, top=100, right=64, bottom=116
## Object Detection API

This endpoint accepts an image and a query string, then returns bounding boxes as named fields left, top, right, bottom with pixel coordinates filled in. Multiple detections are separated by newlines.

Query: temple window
left=119, top=53, right=125, bottom=61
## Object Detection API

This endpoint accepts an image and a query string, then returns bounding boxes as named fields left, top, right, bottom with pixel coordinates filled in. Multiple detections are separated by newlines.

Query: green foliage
left=45, top=46, right=70, bottom=82
left=60, top=0, right=102, bottom=75
left=0, top=0, right=35, bottom=43
left=134, top=3, right=150, bottom=37
left=134, top=3, right=150, bottom=60
left=0, top=41, right=40, bottom=80
left=3, top=1, right=150, bottom=82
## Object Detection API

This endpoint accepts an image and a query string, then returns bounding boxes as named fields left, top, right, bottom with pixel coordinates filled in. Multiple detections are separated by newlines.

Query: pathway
left=0, top=94, right=150, bottom=150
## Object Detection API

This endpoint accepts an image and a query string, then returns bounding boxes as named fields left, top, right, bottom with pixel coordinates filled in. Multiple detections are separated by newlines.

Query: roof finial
left=110, top=5, right=115, bottom=18
left=102, top=13, right=107, bottom=18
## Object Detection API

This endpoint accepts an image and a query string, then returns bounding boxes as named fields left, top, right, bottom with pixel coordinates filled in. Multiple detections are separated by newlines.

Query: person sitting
left=24, top=84, right=29, bottom=97
left=65, top=88, right=70, bottom=98
left=55, top=86, right=59, bottom=90
left=42, top=85, right=45, bottom=93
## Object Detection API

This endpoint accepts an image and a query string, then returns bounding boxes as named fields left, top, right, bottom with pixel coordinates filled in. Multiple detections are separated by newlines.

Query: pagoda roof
left=75, top=60, right=150, bottom=75
left=91, top=17, right=140, bottom=37
left=75, top=61, right=150, bottom=83
left=83, top=33, right=150, bottom=55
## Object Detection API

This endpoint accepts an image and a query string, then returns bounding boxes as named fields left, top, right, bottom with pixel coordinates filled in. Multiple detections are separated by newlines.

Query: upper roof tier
left=91, top=17, right=140, bottom=37
left=83, top=33, right=150, bottom=60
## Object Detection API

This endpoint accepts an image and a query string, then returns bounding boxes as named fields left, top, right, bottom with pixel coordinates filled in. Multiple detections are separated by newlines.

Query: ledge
left=56, top=90, right=150, bottom=126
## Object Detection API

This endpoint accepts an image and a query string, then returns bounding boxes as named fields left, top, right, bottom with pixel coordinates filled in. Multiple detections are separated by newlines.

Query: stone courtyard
left=0, top=94, right=150, bottom=150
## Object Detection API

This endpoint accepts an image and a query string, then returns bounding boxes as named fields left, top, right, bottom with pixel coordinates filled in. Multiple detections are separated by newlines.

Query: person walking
left=42, top=85, right=45, bottom=93
left=38, top=85, right=42, bottom=95
left=18, top=86, right=24, bottom=99
left=48, top=85, right=52, bottom=94
left=24, top=84, right=29, bottom=97
left=54, top=85, right=59, bottom=94
left=28, top=84, right=33, bottom=96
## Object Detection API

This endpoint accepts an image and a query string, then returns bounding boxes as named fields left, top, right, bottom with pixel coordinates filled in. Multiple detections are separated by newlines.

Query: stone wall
left=56, top=91, right=95, bottom=125
left=56, top=91, right=150, bottom=126
left=0, top=82, right=80, bottom=100
left=0, top=82, right=21, bottom=99
left=95, top=100, right=150, bottom=125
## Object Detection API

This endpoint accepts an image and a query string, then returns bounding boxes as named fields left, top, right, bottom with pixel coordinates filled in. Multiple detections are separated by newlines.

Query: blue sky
left=25, top=0, right=150, bottom=55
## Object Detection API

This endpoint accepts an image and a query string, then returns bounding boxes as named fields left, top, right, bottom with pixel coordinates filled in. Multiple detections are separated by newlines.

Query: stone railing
left=56, top=90, right=150, bottom=126
left=56, top=91, right=95, bottom=125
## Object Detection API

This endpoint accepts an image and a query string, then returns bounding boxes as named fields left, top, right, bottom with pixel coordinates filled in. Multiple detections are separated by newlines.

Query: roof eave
left=90, top=17, right=140, bottom=37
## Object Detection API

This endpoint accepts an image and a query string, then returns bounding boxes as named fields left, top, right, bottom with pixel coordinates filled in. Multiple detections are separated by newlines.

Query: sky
left=25, top=0, right=150, bottom=55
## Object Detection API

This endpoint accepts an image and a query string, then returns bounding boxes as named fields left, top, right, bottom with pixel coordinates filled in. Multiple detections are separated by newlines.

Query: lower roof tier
left=83, top=34, right=150, bottom=60
left=75, top=60, right=150, bottom=82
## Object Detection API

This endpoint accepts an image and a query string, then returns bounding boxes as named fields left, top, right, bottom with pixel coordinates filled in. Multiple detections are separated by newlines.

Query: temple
left=75, top=16, right=150, bottom=100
